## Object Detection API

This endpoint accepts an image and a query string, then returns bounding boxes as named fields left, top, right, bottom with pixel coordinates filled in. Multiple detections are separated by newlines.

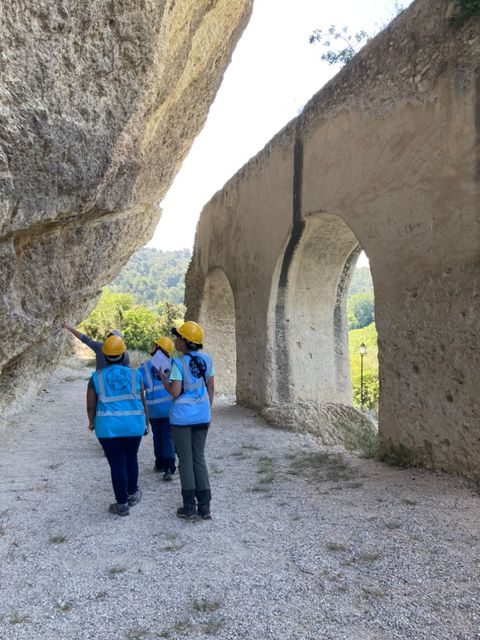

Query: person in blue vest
left=159, top=321, right=215, bottom=520
left=139, top=336, right=176, bottom=481
left=86, top=334, right=148, bottom=516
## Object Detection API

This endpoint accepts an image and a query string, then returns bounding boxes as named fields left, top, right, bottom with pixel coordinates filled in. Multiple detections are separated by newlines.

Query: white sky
left=147, top=0, right=409, bottom=266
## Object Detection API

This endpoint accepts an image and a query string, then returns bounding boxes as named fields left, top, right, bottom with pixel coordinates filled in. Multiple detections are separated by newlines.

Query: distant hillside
left=110, top=247, right=191, bottom=306
left=349, top=266, right=373, bottom=295
left=110, top=249, right=373, bottom=309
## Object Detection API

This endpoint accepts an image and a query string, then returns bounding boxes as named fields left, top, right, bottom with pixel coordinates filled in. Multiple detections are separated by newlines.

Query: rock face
left=0, top=0, right=252, bottom=418
left=185, top=0, right=480, bottom=477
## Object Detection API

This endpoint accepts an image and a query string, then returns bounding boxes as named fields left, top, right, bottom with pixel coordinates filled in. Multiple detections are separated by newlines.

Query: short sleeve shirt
left=169, top=354, right=215, bottom=381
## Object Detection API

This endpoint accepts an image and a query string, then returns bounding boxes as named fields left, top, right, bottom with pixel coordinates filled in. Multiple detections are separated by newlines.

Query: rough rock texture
left=0, top=0, right=252, bottom=417
left=185, top=0, right=480, bottom=477
left=261, top=401, right=376, bottom=450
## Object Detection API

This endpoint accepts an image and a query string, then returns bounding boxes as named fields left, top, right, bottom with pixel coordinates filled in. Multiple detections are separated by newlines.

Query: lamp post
left=359, top=342, right=367, bottom=411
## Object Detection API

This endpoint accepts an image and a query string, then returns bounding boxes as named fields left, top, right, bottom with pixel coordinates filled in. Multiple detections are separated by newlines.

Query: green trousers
left=171, top=426, right=211, bottom=507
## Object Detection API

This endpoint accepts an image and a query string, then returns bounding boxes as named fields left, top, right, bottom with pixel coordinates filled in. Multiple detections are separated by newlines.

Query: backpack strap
left=184, top=353, right=208, bottom=386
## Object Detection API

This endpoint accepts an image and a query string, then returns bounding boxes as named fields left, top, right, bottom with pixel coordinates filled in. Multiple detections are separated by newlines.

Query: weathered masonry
left=185, top=0, right=480, bottom=477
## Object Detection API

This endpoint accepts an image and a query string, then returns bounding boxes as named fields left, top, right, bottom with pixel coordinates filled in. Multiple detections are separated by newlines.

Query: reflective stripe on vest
left=96, top=410, right=145, bottom=416
left=174, top=393, right=209, bottom=405
left=97, top=368, right=138, bottom=403
left=141, top=363, right=163, bottom=392
left=147, top=396, right=171, bottom=406
left=141, top=363, right=170, bottom=405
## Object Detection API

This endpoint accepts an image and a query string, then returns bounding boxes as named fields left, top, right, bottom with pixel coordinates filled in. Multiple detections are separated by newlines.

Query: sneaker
left=163, top=472, right=173, bottom=482
left=127, top=489, right=142, bottom=507
left=198, top=505, right=212, bottom=520
left=176, top=505, right=197, bottom=519
left=109, top=503, right=129, bottom=516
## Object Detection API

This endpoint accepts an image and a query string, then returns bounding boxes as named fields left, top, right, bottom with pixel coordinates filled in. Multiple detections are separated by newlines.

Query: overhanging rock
left=0, top=0, right=253, bottom=418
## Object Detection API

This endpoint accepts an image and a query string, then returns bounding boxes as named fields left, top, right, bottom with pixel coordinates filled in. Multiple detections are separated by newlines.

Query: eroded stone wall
left=0, top=0, right=252, bottom=417
left=186, top=0, right=480, bottom=477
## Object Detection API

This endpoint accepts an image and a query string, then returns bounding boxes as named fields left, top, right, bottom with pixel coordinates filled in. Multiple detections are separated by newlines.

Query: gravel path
left=0, top=363, right=479, bottom=640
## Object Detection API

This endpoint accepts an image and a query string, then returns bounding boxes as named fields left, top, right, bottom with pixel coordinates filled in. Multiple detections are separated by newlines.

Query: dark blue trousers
left=150, top=417, right=176, bottom=473
left=99, top=436, right=142, bottom=505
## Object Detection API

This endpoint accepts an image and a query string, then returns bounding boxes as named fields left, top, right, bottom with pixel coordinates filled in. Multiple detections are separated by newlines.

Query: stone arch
left=198, top=268, right=237, bottom=396
left=277, top=212, right=365, bottom=402
left=264, top=213, right=374, bottom=442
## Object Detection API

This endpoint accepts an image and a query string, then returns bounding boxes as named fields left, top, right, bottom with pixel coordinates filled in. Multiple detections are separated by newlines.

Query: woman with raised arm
left=86, top=335, right=148, bottom=516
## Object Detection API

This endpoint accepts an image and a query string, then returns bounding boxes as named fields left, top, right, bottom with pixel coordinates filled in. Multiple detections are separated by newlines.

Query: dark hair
left=106, top=353, right=125, bottom=364
left=185, top=339, right=202, bottom=351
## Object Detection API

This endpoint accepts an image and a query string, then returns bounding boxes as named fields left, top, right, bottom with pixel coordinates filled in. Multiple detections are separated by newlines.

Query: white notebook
left=150, top=349, right=172, bottom=375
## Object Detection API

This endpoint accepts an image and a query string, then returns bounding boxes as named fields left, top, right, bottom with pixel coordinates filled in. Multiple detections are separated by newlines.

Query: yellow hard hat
left=172, top=321, right=204, bottom=345
left=102, top=335, right=127, bottom=356
left=155, top=336, right=174, bottom=357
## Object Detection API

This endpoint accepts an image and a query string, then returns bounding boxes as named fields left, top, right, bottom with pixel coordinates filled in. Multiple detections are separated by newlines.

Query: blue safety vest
left=169, top=352, right=213, bottom=426
left=139, top=361, right=172, bottom=419
left=91, top=365, right=146, bottom=438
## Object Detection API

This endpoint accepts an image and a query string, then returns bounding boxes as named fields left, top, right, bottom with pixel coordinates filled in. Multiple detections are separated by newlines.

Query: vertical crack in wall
left=274, top=127, right=304, bottom=401
left=475, top=67, right=480, bottom=182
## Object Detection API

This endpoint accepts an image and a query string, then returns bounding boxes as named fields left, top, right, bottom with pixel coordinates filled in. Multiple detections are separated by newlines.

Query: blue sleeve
left=135, top=368, right=143, bottom=393
left=79, top=334, right=103, bottom=354
left=90, top=372, right=99, bottom=395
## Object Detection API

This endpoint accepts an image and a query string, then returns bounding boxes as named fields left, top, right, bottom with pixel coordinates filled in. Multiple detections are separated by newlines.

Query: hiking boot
left=127, top=489, right=142, bottom=507
left=176, top=505, right=197, bottom=519
left=109, top=503, right=129, bottom=516
left=163, top=472, right=173, bottom=482
left=197, top=504, right=212, bottom=520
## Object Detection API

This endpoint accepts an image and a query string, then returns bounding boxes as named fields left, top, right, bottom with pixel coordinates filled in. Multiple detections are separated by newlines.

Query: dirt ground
left=0, top=358, right=479, bottom=640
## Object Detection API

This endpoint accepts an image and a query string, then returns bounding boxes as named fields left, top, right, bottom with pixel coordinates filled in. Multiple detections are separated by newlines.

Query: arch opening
left=199, top=268, right=237, bottom=397
left=346, top=251, right=378, bottom=417
left=265, top=213, right=378, bottom=444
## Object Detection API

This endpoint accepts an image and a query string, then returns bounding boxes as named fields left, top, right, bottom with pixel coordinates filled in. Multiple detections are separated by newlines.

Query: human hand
left=88, top=423, right=94, bottom=431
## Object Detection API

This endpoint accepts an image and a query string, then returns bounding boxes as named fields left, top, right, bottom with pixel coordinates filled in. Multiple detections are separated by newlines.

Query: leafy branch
left=309, top=25, right=370, bottom=65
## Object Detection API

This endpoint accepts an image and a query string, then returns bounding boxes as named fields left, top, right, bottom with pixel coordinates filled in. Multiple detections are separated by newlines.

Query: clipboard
left=150, top=349, right=172, bottom=375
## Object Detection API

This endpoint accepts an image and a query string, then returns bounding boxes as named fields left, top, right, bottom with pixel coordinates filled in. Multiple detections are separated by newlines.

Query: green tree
left=347, top=292, right=375, bottom=330
left=155, top=301, right=186, bottom=336
left=78, top=289, right=134, bottom=340
left=309, top=4, right=405, bottom=66
left=121, top=306, right=163, bottom=352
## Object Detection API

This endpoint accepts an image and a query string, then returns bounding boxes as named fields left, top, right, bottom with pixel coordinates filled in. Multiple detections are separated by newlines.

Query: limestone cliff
left=0, top=0, right=252, bottom=418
